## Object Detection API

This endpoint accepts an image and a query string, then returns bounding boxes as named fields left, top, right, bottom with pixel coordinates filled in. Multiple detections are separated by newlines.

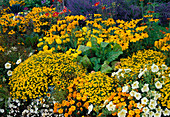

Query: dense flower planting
left=0, top=0, right=170, bottom=117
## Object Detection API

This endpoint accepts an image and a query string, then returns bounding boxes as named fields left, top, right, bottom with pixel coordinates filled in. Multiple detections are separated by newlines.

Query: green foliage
left=23, top=0, right=52, bottom=9
left=0, top=85, right=10, bottom=109
left=77, top=37, right=123, bottom=73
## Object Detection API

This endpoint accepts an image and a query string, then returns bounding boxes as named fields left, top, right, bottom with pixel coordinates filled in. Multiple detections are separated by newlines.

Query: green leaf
left=111, top=61, right=119, bottom=69
left=78, top=45, right=91, bottom=52
left=81, top=55, right=92, bottom=68
left=112, top=44, right=122, bottom=52
left=90, top=57, right=101, bottom=71
left=101, top=61, right=112, bottom=73
left=100, top=42, right=109, bottom=48
left=106, top=51, right=123, bottom=62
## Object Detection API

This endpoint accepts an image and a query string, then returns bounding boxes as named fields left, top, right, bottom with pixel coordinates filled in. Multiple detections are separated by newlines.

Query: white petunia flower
left=161, top=64, right=168, bottom=70
left=149, top=104, right=156, bottom=110
left=130, top=90, right=136, bottom=97
left=118, top=109, right=127, bottom=117
left=5, top=62, right=11, bottom=69
left=154, top=93, right=161, bottom=100
left=143, top=107, right=149, bottom=114
left=156, top=106, right=162, bottom=113
left=106, top=101, right=116, bottom=111
left=122, top=85, right=129, bottom=92
left=131, top=81, right=139, bottom=89
left=155, top=81, right=162, bottom=89
left=150, top=99, right=157, bottom=106
left=11, top=47, right=17, bottom=51
left=141, top=97, right=148, bottom=105
left=141, top=84, right=149, bottom=92
left=163, top=108, right=170, bottom=116
left=154, top=112, right=161, bottom=117
left=148, top=111, right=154, bottom=117
left=134, top=92, right=142, bottom=100
left=88, top=104, right=93, bottom=114
left=7, top=70, right=12, bottom=76
left=16, top=59, right=22, bottom=65
left=137, top=103, right=143, bottom=109
left=151, top=63, right=159, bottom=73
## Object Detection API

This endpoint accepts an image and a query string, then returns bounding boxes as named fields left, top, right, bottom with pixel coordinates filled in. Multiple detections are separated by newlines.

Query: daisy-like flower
left=151, top=63, right=159, bottom=72
left=7, top=70, right=12, bottom=76
left=134, top=92, right=142, bottom=100
left=118, top=109, right=127, bottom=117
left=0, top=109, right=4, bottom=113
left=163, top=108, right=170, bottom=116
left=155, top=81, right=162, bottom=89
left=106, top=101, right=116, bottom=111
left=154, top=112, right=161, bottom=117
left=161, top=64, right=168, bottom=70
left=16, top=59, right=22, bottom=65
left=150, top=99, right=157, bottom=106
left=88, top=104, right=93, bottom=114
left=5, top=62, right=11, bottom=69
left=137, top=103, right=143, bottom=109
left=143, top=107, right=149, bottom=114
left=130, top=90, right=136, bottom=97
left=141, top=97, right=148, bottom=105
left=122, top=85, right=129, bottom=92
left=141, top=84, right=149, bottom=92
left=131, top=81, right=139, bottom=89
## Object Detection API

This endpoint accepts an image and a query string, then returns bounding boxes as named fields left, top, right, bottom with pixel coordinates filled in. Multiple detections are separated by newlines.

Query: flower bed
left=0, top=0, right=170, bottom=117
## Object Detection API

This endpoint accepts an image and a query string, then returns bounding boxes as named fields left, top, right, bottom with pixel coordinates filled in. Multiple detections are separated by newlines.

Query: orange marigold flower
left=94, top=2, right=100, bottom=6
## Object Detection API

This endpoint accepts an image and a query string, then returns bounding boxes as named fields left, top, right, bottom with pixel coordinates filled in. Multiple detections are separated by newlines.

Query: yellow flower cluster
left=9, top=0, right=24, bottom=6
left=76, top=71, right=118, bottom=106
left=0, top=46, right=5, bottom=52
left=159, top=67, right=170, bottom=109
left=116, top=49, right=167, bottom=76
left=8, top=50, right=86, bottom=100
left=154, top=33, right=170, bottom=51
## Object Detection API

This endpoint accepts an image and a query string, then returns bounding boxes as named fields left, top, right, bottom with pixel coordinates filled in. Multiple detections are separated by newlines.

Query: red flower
left=102, top=6, right=106, bottom=10
left=166, top=27, right=169, bottom=31
left=94, top=2, right=100, bottom=6
left=68, top=9, right=71, bottom=12
left=50, top=4, right=53, bottom=8
left=45, top=13, right=49, bottom=16
left=57, top=0, right=62, bottom=3
left=53, top=12, right=59, bottom=17
left=63, top=9, right=67, bottom=13
left=52, top=0, right=54, bottom=2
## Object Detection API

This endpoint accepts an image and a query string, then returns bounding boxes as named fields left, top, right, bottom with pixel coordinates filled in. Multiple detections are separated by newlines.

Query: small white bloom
left=7, top=70, right=12, bottom=76
left=124, top=68, right=131, bottom=73
left=143, top=107, right=150, bottom=114
left=5, top=62, right=11, bottom=69
left=103, top=100, right=109, bottom=106
left=156, top=72, right=161, bottom=77
left=169, top=74, right=170, bottom=77
left=141, top=84, right=149, bottom=92
left=134, top=92, right=142, bottom=100
left=149, top=104, right=156, bottom=110
left=111, top=72, right=117, bottom=77
left=0, top=109, right=4, bottom=113
left=156, top=106, right=162, bottom=113
left=141, top=97, right=148, bottom=105
left=137, top=103, right=143, bottom=109
left=154, top=93, right=161, bottom=100
left=161, top=64, right=168, bottom=70
left=16, top=59, right=22, bottom=64
left=155, top=81, right=162, bottom=89
left=130, top=90, right=136, bottom=97
left=154, top=112, right=161, bottom=117
left=29, top=52, right=33, bottom=57
left=118, top=109, right=127, bottom=117
left=163, top=108, right=170, bottom=116
left=131, top=81, right=139, bottom=89
left=148, top=111, right=154, bottom=117
left=88, top=104, right=93, bottom=114
left=11, top=47, right=17, bottom=51
left=106, top=101, right=116, bottom=111
left=150, top=99, right=157, bottom=106
left=151, top=63, right=159, bottom=72
left=30, top=109, right=34, bottom=113
left=138, top=71, right=144, bottom=78
left=122, top=85, right=129, bottom=93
